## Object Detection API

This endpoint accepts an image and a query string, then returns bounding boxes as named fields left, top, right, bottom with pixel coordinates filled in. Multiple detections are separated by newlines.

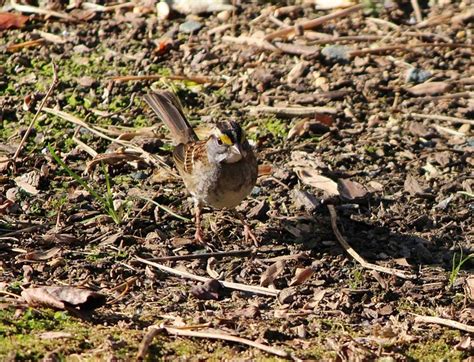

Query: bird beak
left=225, top=144, right=244, bottom=163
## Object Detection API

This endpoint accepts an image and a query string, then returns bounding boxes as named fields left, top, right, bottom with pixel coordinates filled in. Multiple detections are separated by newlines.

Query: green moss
left=405, top=332, right=463, bottom=361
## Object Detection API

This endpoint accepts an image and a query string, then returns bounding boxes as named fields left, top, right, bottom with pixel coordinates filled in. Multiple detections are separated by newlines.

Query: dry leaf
left=295, top=168, right=339, bottom=197
left=405, top=81, right=452, bottom=96
left=288, top=119, right=330, bottom=140
left=337, top=179, right=369, bottom=202
left=0, top=12, right=28, bottom=30
left=21, top=286, right=106, bottom=311
left=258, top=164, right=273, bottom=176
left=14, top=171, right=41, bottom=195
left=20, top=247, right=61, bottom=261
left=308, top=288, right=327, bottom=308
left=466, top=276, right=474, bottom=301
left=260, top=260, right=286, bottom=287
left=190, top=279, right=222, bottom=300
left=289, top=267, right=314, bottom=286
left=404, top=174, right=423, bottom=196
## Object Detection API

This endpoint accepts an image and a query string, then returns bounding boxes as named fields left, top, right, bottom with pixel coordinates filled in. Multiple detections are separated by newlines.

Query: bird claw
left=244, top=224, right=258, bottom=246
left=194, top=228, right=215, bottom=251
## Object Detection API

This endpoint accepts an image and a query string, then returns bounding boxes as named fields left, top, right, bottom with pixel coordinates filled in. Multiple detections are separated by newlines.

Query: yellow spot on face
left=219, top=134, right=233, bottom=145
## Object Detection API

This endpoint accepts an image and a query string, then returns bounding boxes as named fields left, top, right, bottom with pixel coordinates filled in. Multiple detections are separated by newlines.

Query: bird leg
left=233, top=211, right=258, bottom=246
left=194, top=203, right=205, bottom=244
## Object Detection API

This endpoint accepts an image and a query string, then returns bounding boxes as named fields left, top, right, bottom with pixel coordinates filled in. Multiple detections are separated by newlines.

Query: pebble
left=179, top=20, right=203, bottom=34
left=405, top=67, right=432, bottom=84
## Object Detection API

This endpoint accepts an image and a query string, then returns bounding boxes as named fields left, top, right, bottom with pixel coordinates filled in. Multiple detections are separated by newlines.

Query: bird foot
left=243, top=224, right=259, bottom=246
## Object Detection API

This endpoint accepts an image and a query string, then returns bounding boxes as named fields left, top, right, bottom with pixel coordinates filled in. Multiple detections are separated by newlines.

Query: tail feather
left=144, top=91, right=197, bottom=145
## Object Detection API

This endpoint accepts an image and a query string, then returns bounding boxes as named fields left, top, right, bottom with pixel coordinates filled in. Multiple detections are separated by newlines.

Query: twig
left=264, top=4, right=364, bottom=41
left=409, top=113, right=474, bottom=126
left=147, top=249, right=253, bottom=262
left=327, top=205, right=415, bottom=280
left=247, top=105, right=337, bottom=116
left=413, top=314, right=474, bottom=333
left=136, top=326, right=164, bottom=361
left=164, top=326, right=290, bottom=358
left=404, top=92, right=473, bottom=104
left=0, top=224, right=47, bottom=238
left=349, top=42, right=474, bottom=57
left=410, top=0, right=423, bottom=23
left=81, top=1, right=135, bottom=12
left=6, top=39, right=45, bottom=52
left=41, top=107, right=174, bottom=174
left=10, top=0, right=76, bottom=21
left=13, top=62, right=58, bottom=162
left=308, top=35, right=384, bottom=44
left=222, top=35, right=319, bottom=56
left=135, top=256, right=279, bottom=296
left=109, top=74, right=223, bottom=86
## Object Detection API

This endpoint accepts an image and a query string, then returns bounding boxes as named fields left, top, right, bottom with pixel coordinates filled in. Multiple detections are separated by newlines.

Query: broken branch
left=328, top=205, right=415, bottom=280
left=136, top=257, right=279, bottom=296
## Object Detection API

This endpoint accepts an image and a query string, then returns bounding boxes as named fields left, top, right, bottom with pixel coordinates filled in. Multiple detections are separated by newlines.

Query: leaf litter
left=0, top=0, right=473, bottom=360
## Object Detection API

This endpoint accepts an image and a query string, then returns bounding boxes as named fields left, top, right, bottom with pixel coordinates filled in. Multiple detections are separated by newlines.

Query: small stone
left=321, top=45, right=350, bottom=61
left=405, top=67, right=432, bottom=84
left=179, top=20, right=203, bottom=34
left=217, top=10, right=230, bottom=21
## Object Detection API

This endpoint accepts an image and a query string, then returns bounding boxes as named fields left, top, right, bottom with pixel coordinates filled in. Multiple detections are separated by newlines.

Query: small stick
left=327, top=205, right=415, bottom=280
left=6, top=39, right=45, bottom=52
left=0, top=224, right=46, bottom=238
left=413, top=314, right=474, bottom=333
left=41, top=107, right=175, bottom=174
left=349, top=42, right=474, bottom=57
left=404, top=92, right=473, bottom=104
left=136, top=326, right=164, bottom=361
left=265, top=4, right=364, bottom=41
left=410, top=0, right=423, bottom=23
left=409, top=113, right=474, bottom=126
left=109, top=74, right=223, bottom=86
left=164, top=326, right=290, bottom=358
left=10, top=0, right=76, bottom=21
left=247, top=105, right=337, bottom=116
left=308, top=35, right=384, bottom=44
left=147, top=249, right=253, bottom=262
left=13, top=62, right=58, bottom=162
left=222, top=35, right=319, bottom=56
left=135, top=257, right=279, bottom=296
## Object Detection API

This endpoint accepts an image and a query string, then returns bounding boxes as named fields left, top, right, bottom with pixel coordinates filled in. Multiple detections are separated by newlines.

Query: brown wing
left=173, top=140, right=208, bottom=175
left=144, top=91, right=198, bottom=145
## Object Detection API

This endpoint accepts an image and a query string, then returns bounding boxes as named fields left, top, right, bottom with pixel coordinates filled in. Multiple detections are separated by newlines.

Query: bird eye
left=217, top=138, right=223, bottom=145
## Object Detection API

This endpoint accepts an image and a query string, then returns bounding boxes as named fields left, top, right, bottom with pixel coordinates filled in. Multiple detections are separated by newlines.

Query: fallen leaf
left=20, top=247, right=61, bottom=261
left=404, top=81, right=452, bottom=96
left=295, top=168, right=339, bottom=197
left=258, top=164, right=273, bottom=176
left=288, top=119, right=330, bottom=140
left=260, top=260, right=286, bottom=287
left=393, top=258, right=411, bottom=267
left=21, top=286, right=106, bottom=311
left=190, top=279, right=222, bottom=300
left=0, top=12, right=28, bottom=30
left=337, top=179, right=369, bottom=202
left=404, top=174, right=423, bottom=196
left=14, top=171, right=41, bottom=195
left=289, top=267, right=314, bottom=286
left=466, top=276, right=474, bottom=301
left=278, top=287, right=297, bottom=304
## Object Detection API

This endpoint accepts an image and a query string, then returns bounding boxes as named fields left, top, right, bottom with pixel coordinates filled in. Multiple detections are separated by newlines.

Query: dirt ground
left=0, top=0, right=473, bottom=360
